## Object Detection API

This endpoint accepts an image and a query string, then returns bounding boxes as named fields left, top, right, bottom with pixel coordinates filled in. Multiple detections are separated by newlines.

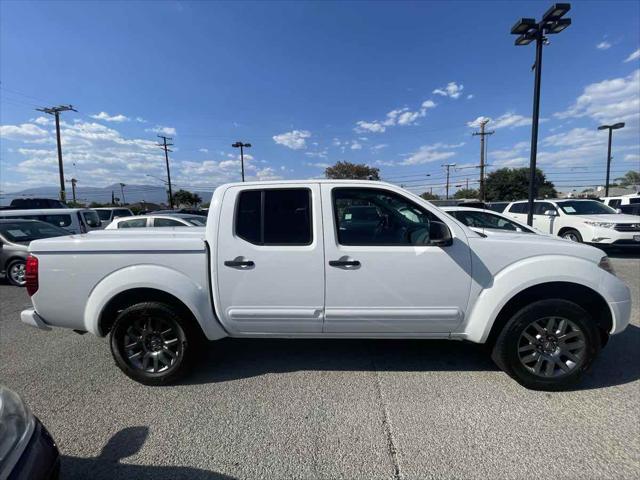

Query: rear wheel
left=110, top=302, right=196, bottom=385
left=492, top=299, right=600, bottom=391
left=6, top=259, right=26, bottom=287
left=560, top=229, right=583, bottom=242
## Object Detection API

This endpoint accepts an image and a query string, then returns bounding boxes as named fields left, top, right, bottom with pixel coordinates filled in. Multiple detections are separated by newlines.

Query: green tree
left=172, top=189, right=202, bottom=207
left=420, top=191, right=440, bottom=201
left=453, top=188, right=479, bottom=199
left=89, top=201, right=108, bottom=208
left=325, top=161, right=380, bottom=180
left=615, top=170, right=640, bottom=187
left=484, top=167, right=557, bottom=201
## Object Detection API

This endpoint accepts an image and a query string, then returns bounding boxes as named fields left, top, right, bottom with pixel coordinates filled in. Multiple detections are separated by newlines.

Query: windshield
left=96, top=210, right=112, bottom=221
left=452, top=210, right=533, bottom=233
left=558, top=200, right=617, bottom=215
left=0, top=221, right=69, bottom=242
left=82, top=210, right=102, bottom=228
left=185, top=216, right=206, bottom=226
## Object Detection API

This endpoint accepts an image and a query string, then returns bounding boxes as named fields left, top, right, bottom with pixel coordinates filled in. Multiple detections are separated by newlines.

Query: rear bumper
left=20, top=309, right=52, bottom=331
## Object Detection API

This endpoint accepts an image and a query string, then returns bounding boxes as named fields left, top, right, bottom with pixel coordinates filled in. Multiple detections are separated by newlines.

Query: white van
left=93, top=207, right=134, bottom=227
left=0, top=208, right=102, bottom=234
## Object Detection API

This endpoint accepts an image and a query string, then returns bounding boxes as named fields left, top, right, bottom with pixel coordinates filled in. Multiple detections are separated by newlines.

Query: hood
left=573, top=214, right=639, bottom=223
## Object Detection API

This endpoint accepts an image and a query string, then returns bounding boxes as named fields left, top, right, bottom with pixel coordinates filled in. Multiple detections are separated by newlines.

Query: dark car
left=484, top=201, right=510, bottom=213
left=1, top=198, right=67, bottom=210
left=0, top=384, right=60, bottom=480
left=0, top=219, right=69, bottom=286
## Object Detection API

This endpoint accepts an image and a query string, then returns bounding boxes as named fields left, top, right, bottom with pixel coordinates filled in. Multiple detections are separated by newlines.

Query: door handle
left=329, top=259, right=360, bottom=267
left=224, top=259, right=255, bottom=268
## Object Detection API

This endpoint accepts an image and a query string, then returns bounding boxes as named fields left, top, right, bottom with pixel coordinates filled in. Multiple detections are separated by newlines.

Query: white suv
left=505, top=199, right=640, bottom=248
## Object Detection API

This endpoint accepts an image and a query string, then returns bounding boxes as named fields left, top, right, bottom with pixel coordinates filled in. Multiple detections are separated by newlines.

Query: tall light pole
left=511, top=3, right=571, bottom=225
left=232, top=141, right=251, bottom=182
left=35, top=105, right=77, bottom=202
left=597, top=123, right=625, bottom=197
left=119, top=183, right=126, bottom=205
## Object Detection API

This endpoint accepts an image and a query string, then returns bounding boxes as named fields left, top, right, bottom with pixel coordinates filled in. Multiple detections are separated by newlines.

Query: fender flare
left=83, top=264, right=227, bottom=340
left=461, top=255, right=621, bottom=343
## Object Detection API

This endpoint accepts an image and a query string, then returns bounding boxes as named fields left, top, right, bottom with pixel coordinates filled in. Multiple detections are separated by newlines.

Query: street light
left=231, top=141, right=251, bottom=182
left=511, top=3, right=571, bottom=226
left=598, top=122, right=625, bottom=196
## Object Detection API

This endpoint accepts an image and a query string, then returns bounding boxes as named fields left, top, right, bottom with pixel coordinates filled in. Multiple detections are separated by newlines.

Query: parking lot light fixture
left=232, top=142, right=251, bottom=182
left=511, top=3, right=571, bottom=226
left=598, top=122, right=625, bottom=197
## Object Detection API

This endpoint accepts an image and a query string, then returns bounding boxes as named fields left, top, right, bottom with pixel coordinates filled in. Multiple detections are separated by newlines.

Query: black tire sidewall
left=109, top=302, right=192, bottom=386
left=6, top=259, right=26, bottom=287
left=495, top=299, right=600, bottom=391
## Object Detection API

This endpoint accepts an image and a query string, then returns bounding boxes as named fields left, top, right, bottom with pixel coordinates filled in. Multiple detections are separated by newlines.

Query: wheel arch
left=84, top=264, right=227, bottom=341
left=485, top=282, right=612, bottom=348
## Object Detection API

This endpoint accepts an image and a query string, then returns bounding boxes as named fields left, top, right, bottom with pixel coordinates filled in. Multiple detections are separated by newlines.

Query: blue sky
left=1, top=0, right=639, bottom=200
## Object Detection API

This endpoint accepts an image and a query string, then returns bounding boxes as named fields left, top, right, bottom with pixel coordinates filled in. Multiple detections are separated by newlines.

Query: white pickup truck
left=20, top=181, right=631, bottom=390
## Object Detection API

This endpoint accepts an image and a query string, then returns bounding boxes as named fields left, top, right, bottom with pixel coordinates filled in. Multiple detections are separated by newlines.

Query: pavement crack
left=372, top=359, right=402, bottom=480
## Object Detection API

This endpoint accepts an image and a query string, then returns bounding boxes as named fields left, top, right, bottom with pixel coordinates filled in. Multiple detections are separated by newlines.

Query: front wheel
left=560, top=229, right=583, bottom=242
left=6, top=259, right=26, bottom=287
left=492, top=299, right=601, bottom=391
left=110, top=302, right=196, bottom=385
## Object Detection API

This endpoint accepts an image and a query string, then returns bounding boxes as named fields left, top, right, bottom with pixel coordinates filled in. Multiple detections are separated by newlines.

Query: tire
left=491, top=299, right=601, bottom=391
left=6, top=259, right=26, bottom=287
left=110, top=302, right=197, bottom=386
left=560, top=228, right=583, bottom=243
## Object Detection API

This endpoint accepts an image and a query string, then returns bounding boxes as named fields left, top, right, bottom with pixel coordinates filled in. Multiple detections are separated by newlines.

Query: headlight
left=598, top=256, right=616, bottom=276
left=585, top=221, right=615, bottom=228
left=0, top=386, right=35, bottom=476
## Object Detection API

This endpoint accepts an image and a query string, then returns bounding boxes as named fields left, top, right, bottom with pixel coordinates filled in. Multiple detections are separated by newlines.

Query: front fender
left=460, top=255, right=630, bottom=343
left=84, top=264, right=227, bottom=340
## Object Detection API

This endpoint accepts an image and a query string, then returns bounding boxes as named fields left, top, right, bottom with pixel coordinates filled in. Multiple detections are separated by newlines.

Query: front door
left=321, top=185, right=472, bottom=334
left=216, top=184, right=324, bottom=334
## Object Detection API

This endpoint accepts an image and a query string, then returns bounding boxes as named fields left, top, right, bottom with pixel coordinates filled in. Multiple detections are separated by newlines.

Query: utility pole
left=66, top=178, right=78, bottom=204
left=597, top=122, right=625, bottom=197
left=111, top=191, right=115, bottom=205
left=36, top=105, right=77, bottom=202
left=442, top=163, right=456, bottom=200
left=157, top=136, right=174, bottom=208
left=232, top=141, right=252, bottom=182
left=119, top=183, right=126, bottom=205
left=472, top=118, right=494, bottom=202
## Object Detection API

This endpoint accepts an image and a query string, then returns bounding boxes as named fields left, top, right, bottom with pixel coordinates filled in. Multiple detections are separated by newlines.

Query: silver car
left=0, top=219, right=69, bottom=286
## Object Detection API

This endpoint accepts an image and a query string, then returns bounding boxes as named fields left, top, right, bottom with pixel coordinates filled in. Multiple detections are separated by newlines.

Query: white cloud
left=400, top=142, right=463, bottom=166
left=135, top=117, right=147, bottom=123
left=145, top=125, right=177, bottom=136
left=596, top=41, right=612, bottom=50
left=305, top=162, right=331, bottom=168
left=304, top=149, right=328, bottom=158
left=355, top=120, right=386, bottom=133
left=371, top=144, right=388, bottom=151
left=467, top=94, right=474, bottom=100
left=433, top=81, right=464, bottom=99
left=90, top=111, right=130, bottom=122
left=254, top=167, right=283, bottom=181
left=0, top=123, right=49, bottom=140
left=356, top=99, right=436, bottom=133
left=272, top=129, right=311, bottom=149
left=32, top=116, right=51, bottom=126
left=624, top=48, right=640, bottom=63
left=555, top=69, right=640, bottom=123
left=467, top=112, right=534, bottom=129
left=199, top=148, right=209, bottom=153
left=351, top=141, right=362, bottom=150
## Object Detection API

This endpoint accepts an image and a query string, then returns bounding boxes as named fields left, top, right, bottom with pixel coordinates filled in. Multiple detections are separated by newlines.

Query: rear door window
left=235, top=188, right=312, bottom=245
left=154, top=218, right=185, bottom=227
left=118, top=218, right=148, bottom=228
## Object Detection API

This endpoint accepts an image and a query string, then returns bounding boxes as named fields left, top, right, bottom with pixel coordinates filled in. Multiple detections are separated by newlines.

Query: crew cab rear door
left=215, top=184, right=324, bottom=334
left=321, top=184, right=472, bottom=334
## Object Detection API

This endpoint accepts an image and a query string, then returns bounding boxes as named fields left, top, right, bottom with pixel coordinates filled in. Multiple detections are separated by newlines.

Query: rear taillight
left=25, top=255, right=38, bottom=296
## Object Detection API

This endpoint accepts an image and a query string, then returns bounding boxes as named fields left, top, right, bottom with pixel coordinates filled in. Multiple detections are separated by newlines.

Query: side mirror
left=544, top=210, right=558, bottom=217
left=616, top=208, right=622, bottom=214
left=428, top=221, right=453, bottom=247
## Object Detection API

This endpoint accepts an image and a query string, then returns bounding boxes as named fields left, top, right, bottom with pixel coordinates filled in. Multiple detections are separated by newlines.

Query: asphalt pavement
left=1, top=254, right=638, bottom=479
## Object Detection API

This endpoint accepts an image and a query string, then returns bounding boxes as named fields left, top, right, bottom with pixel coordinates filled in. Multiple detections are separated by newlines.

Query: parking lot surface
left=1, top=254, right=639, bottom=480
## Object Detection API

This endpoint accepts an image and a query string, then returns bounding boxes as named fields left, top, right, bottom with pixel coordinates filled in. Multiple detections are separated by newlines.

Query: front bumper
left=588, top=227, right=640, bottom=245
left=20, top=309, right=51, bottom=331
left=7, top=418, right=60, bottom=480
